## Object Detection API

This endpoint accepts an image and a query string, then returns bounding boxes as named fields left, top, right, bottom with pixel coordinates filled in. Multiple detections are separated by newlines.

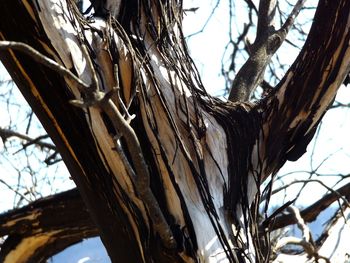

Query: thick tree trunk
left=0, top=0, right=350, bottom=262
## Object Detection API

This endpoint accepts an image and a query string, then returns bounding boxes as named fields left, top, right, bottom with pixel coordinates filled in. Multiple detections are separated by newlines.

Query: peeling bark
left=0, top=0, right=349, bottom=262
left=259, top=0, right=350, bottom=179
left=0, top=189, right=97, bottom=263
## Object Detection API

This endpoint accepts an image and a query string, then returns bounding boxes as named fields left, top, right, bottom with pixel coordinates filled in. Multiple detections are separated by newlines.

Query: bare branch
left=186, top=0, right=220, bottom=38
left=70, top=41, right=176, bottom=248
left=0, top=37, right=175, bottom=248
left=0, top=127, right=56, bottom=150
left=0, top=33, right=174, bottom=250
left=330, top=101, right=350, bottom=109
left=244, top=0, right=258, bottom=14
left=273, top=206, right=330, bottom=263
left=0, top=189, right=97, bottom=262
left=0, top=178, right=31, bottom=203
left=0, top=41, right=89, bottom=91
left=256, top=0, right=278, bottom=42
left=288, top=206, right=313, bottom=247
left=88, top=93, right=176, bottom=249
left=228, top=0, right=306, bottom=102
left=279, top=0, right=307, bottom=36
left=269, top=182, right=350, bottom=230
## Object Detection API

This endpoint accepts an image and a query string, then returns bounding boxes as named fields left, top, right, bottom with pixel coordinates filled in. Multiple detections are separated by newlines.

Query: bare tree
left=0, top=0, right=350, bottom=262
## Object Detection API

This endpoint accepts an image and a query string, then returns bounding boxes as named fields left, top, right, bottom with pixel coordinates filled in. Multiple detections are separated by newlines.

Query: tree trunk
left=0, top=0, right=350, bottom=262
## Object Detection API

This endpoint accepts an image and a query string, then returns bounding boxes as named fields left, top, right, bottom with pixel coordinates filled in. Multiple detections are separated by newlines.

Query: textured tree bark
left=0, top=0, right=350, bottom=262
left=0, top=189, right=97, bottom=263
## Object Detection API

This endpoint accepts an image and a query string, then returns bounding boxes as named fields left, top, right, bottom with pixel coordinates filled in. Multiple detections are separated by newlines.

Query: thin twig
left=0, top=178, right=31, bottom=203
left=186, top=0, right=220, bottom=38
left=279, top=0, right=307, bottom=36
left=113, top=65, right=135, bottom=123
left=0, top=127, right=56, bottom=150
left=0, top=41, right=89, bottom=91
left=273, top=206, right=330, bottom=263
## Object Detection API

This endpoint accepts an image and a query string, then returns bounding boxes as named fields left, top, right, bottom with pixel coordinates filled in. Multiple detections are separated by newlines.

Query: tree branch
left=268, top=182, right=350, bottom=231
left=0, top=4, right=142, bottom=259
left=0, top=41, right=89, bottom=91
left=244, top=0, right=258, bottom=14
left=72, top=69, right=176, bottom=249
left=279, top=0, right=306, bottom=35
left=0, top=127, right=56, bottom=151
left=273, top=206, right=330, bottom=263
left=256, top=0, right=277, bottom=41
left=1, top=36, right=175, bottom=249
left=0, top=188, right=97, bottom=263
left=259, top=0, right=350, bottom=179
left=228, top=0, right=306, bottom=102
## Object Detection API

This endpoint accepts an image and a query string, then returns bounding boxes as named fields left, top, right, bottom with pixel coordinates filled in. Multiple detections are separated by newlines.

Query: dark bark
left=0, top=0, right=350, bottom=262
left=0, top=2, right=144, bottom=262
left=266, top=183, right=350, bottom=231
left=0, top=189, right=97, bottom=263
left=259, top=0, right=350, bottom=178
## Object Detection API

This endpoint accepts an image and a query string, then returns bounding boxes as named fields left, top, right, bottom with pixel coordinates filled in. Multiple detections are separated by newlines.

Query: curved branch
left=273, top=206, right=330, bottom=263
left=273, top=200, right=350, bottom=262
left=0, top=41, right=89, bottom=91
left=259, top=0, right=350, bottom=178
left=269, top=182, right=350, bottom=231
left=0, top=189, right=98, bottom=263
left=0, top=127, right=56, bottom=151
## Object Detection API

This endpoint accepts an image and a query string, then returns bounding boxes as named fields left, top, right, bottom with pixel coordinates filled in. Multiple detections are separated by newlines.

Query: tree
left=0, top=0, right=350, bottom=262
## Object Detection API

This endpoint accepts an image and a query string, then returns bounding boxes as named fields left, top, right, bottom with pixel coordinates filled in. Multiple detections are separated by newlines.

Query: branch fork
left=0, top=39, right=176, bottom=249
left=228, top=0, right=306, bottom=102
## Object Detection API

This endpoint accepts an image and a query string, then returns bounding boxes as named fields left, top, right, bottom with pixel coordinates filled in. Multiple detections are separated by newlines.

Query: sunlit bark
left=0, top=0, right=350, bottom=262
left=0, top=189, right=97, bottom=263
